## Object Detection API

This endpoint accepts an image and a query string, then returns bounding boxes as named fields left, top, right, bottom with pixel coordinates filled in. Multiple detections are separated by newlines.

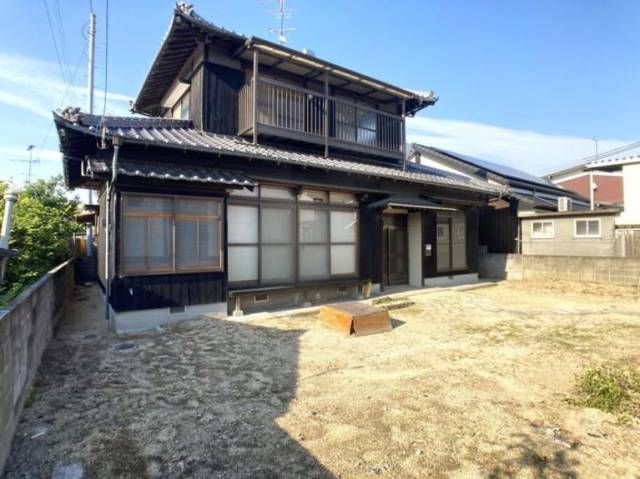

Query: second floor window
left=170, top=90, right=191, bottom=120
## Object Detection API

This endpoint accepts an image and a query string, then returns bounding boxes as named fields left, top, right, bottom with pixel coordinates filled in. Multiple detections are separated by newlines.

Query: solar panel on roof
left=433, top=147, right=553, bottom=187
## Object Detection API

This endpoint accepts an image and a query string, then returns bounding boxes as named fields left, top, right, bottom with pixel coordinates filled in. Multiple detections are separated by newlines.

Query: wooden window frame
left=119, top=192, right=224, bottom=276
left=228, top=184, right=359, bottom=286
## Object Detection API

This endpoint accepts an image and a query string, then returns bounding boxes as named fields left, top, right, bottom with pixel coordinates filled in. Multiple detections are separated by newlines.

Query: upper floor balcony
left=238, top=77, right=405, bottom=161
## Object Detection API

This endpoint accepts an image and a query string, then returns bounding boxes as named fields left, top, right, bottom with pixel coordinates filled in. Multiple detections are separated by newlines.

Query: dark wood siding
left=203, top=63, right=245, bottom=135
left=478, top=204, right=518, bottom=254
left=422, top=210, right=438, bottom=277
left=465, top=207, right=479, bottom=273
left=359, top=200, right=383, bottom=284
left=190, top=65, right=204, bottom=129
left=110, top=272, right=226, bottom=311
left=109, top=186, right=228, bottom=312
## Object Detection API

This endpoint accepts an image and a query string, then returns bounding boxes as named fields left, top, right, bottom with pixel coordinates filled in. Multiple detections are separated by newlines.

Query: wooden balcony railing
left=239, top=77, right=404, bottom=156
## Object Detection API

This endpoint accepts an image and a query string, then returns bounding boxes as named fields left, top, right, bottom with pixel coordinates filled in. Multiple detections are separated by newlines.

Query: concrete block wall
left=0, top=260, right=75, bottom=474
left=479, top=253, right=640, bottom=287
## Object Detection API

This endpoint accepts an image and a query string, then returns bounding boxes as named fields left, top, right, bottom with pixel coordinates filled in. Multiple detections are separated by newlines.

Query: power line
left=42, top=0, right=75, bottom=104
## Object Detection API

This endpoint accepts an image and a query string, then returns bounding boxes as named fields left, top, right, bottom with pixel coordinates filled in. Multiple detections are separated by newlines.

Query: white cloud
left=0, top=51, right=133, bottom=118
left=407, top=116, right=631, bottom=175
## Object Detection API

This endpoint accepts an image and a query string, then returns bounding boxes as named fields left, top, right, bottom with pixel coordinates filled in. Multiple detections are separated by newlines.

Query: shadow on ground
left=487, top=433, right=579, bottom=479
left=3, top=286, right=334, bottom=478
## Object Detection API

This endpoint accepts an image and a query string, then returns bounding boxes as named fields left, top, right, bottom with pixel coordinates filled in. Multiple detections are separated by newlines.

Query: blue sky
left=0, top=0, right=638, bottom=191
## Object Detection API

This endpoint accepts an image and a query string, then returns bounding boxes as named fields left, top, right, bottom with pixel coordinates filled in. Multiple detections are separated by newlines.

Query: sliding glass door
left=436, top=211, right=467, bottom=272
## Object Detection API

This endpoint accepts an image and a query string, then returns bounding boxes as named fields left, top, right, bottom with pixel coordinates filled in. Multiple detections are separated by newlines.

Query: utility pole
left=86, top=10, right=97, bottom=257
left=590, top=138, right=598, bottom=211
left=87, top=11, right=96, bottom=115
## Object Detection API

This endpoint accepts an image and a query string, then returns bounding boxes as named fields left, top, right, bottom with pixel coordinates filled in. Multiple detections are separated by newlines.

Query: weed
left=567, top=365, right=640, bottom=417
left=23, top=387, right=36, bottom=409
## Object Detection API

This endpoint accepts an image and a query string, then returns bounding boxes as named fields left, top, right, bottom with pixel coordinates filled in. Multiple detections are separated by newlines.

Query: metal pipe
left=104, top=138, right=122, bottom=320
left=86, top=11, right=97, bottom=257
left=0, top=189, right=18, bottom=284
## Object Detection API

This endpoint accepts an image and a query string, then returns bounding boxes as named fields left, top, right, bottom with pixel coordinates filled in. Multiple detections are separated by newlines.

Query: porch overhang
left=367, top=196, right=458, bottom=212
left=83, top=158, right=256, bottom=189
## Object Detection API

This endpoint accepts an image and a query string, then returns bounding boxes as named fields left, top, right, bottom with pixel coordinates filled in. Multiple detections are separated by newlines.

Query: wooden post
left=252, top=49, right=259, bottom=144
left=324, top=71, right=329, bottom=157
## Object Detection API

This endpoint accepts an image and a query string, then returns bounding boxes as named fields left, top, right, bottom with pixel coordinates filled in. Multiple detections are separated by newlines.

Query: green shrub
left=569, top=365, right=640, bottom=416
left=0, top=177, right=83, bottom=305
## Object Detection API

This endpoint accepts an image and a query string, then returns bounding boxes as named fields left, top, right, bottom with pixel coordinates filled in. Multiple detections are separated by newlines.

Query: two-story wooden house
left=54, top=4, right=504, bottom=332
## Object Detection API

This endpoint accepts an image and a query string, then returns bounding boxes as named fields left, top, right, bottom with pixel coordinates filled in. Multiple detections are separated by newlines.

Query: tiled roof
left=86, top=159, right=256, bottom=187
left=54, top=110, right=503, bottom=194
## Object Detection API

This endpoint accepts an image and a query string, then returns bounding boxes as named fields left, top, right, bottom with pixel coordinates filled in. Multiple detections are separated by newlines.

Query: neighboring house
left=54, top=5, right=503, bottom=332
left=546, top=143, right=640, bottom=257
left=409, top=144, right=590, bottom=254
left=519, top=208, right=621, bottom=256
left=546, top=142, right=640, bottom=226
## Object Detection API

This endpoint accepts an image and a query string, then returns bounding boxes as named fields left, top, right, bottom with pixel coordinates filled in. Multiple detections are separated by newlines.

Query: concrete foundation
left=109, top=302, right=227, bottom=334
left=423, top=273, right=479, bottom=287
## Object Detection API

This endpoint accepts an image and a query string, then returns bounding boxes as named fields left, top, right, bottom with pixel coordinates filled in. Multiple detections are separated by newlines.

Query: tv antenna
left=10, top=145, right=40, bottom=184
left=268, top=0, right=295, bottom=45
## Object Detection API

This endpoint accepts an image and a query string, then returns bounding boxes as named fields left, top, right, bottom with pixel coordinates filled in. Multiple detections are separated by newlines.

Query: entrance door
left=436, top=211, right=467, bottom=272
left=382, top=214, right=408, bottom=285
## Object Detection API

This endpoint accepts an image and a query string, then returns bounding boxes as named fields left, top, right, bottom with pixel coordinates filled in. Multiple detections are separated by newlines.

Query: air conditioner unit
left=557, top=196, right=573, bottom=212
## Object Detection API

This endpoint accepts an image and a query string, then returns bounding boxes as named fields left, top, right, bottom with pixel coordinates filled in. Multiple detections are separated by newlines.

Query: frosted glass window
left=148, top=218, right=173, bottom=270
left=575, top=219, right=600, bottom=238
left=531, top=220, right=554, bottom=239
left=261, top=185, right=294, bottom=200
left=175, top=198, right=219, bottom=216
left=228, top=246, right=258, bottom=282
left=330, top=192, right=357, bottom=206
left=199, top=219, right=220, bottom=265
left=261, top=245, right=294, bottom=282
left=123, top=217, right=146, bottom=271
left=331, top=245, right=356, bottom=275
left=229, top=187, right=258, bottom=198
left=330, top=211, right=357, bottom=242
left=125, top=195, right=173, bottom=214
left=228, top=205, right=258, bottom=243
left=121, top=194, right=222, bottom=274
left=176, top=219, right=197, bottom=269
left=299, top=209, right=328, bottom=243
left=261, top=207, right=293, bottom=243
left=298, top=189, right=327, bottom=203
left=300, top=245, right=329, bottom=279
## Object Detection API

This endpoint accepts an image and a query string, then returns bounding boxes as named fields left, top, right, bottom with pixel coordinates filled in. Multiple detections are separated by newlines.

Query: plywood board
left=320, top=303, right=392, bottom=336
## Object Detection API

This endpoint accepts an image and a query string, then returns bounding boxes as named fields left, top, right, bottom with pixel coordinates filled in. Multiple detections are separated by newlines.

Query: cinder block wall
left=479, top=253, right=640, bottom=287
left=0, top=260, right=75, bottom=474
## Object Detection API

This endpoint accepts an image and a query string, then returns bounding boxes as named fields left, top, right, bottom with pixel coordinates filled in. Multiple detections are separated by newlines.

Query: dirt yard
left=4, top=281, right=640, bottom=478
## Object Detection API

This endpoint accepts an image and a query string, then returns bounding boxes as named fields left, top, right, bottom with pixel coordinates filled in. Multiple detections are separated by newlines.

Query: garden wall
left=0, top=259, right=75, bottom=474
left=479, top=253, right=640, bottom=287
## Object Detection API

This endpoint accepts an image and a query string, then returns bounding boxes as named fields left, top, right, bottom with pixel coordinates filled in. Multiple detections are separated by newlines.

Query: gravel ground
left=3, top=280, right=640, bottom=478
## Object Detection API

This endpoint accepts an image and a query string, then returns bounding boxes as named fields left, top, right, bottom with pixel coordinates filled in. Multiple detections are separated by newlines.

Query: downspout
left=0, top=188, right=18, bottom=284
left=104, top=135, right=123, bottom=320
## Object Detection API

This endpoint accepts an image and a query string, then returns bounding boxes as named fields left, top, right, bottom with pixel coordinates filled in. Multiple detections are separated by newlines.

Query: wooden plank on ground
left=320, top=302, right=392, bottom=336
